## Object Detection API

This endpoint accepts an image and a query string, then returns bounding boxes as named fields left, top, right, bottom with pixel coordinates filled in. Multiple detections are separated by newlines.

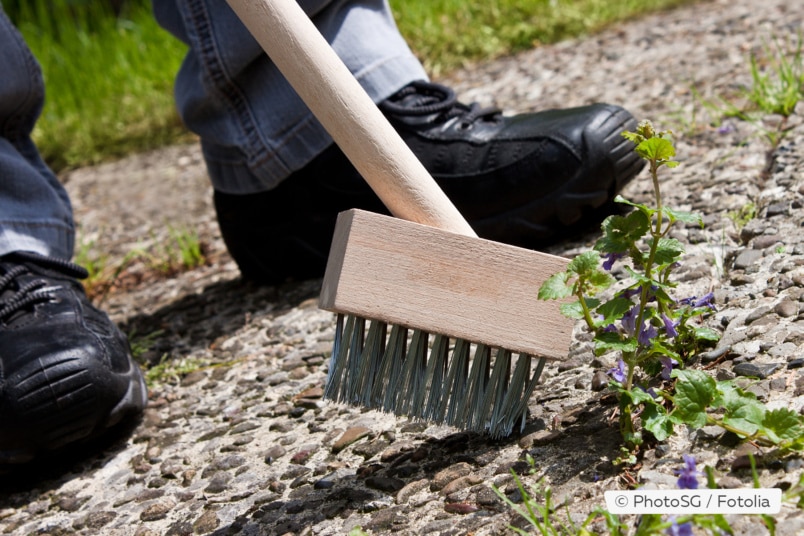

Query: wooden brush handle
left=225, top=0, right=476, bottom=237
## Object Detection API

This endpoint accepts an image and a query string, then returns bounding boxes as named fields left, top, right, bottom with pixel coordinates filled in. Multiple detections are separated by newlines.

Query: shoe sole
left=472, top=105, right=644, bottom=246
left=0, top=352, right=147, bottom=465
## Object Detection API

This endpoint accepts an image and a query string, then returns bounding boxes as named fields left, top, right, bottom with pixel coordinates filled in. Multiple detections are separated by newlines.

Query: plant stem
left=625, top=359, right=636, bottom=391
left=634, top=160, right=663, bottom=359
left=578, top=290, right=598, bottom=331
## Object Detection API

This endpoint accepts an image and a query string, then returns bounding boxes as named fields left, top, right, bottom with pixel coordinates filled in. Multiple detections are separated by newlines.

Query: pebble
left=518, top=429, right=561, bottom=448
left=431, top=463, right=474, bottom=491
left=263, top=445, right=287, bottom=464
left=788, top=358, right=804, bottom=369
left=204, top=472, right=233, bottom=494
left=139, top=499, right=176, bottom=522
left=365, top=476, right=405, bottom=493
left=733, top=362, right=782, bottom=379
left=733, top=249, right=763, bottom=269
left=440, top=475, right=484, bottom=496
left=396, top=479, right=429, bottom=505
left=444, top=502, right=480, bottom=514
left=590, top=370, right=610, bottom=391
left=281, top=466, right=311, bottom=480
left=775, top=300, right=800, bottom=318
left=331, top=426, right=372, bottom=453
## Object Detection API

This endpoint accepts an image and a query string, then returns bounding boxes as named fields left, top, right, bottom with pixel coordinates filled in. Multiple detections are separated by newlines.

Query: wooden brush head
left=320, top=209, right=574, bottom=359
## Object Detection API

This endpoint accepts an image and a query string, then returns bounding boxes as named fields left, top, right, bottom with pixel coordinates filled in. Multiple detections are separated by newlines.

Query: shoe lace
left=0, top=253, right=87, bottom=323
left=380, top=81, right=501, bottom=129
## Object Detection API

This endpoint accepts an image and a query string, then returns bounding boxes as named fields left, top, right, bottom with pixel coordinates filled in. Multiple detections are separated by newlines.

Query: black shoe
left=215, top=81, right=644, bottom=284
left=0, top=251, right=147, bottom=464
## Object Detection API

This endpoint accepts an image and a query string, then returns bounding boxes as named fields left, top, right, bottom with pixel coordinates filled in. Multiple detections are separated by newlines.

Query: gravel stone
left=331, top=426, right=372, bottom=453
left=733, top=362, right=783, bottom=379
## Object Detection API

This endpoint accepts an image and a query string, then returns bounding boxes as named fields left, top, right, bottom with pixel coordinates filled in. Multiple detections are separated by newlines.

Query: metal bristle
left=372, top=323, right=407, bottom=409
left=349, top=319, right=386, bottom=405
left=325, top=314, right=547, bottom=438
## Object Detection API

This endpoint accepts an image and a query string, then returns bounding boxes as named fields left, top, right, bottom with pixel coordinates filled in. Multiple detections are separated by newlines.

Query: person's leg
left=0, top=6, right=74, bottom=259
left=0, top=7, right=147, bottom=465
left=153, top=0, right=426, bottom=192
left=157, top=0, right=644, bottom=284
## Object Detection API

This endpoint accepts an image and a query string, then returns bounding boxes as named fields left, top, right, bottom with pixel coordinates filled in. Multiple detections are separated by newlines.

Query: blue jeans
left=0, top=0, right=426, bottom=260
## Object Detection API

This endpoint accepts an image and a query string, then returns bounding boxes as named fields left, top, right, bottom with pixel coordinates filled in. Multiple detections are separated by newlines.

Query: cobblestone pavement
left=2, top=0, right=804, bottom=534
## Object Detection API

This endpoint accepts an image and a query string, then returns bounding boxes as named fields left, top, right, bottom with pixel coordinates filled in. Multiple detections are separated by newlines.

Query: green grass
left=10, top=0, right=700, bottom=171
left=9, top=0, right=189, bottom=171
left=390, top=0, right=700, bottom=76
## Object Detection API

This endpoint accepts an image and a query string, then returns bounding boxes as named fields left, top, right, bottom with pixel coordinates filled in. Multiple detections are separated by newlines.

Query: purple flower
left=602, top=252, right=625, bottom=271
left=662, top=313, right=679, bottom=338
left=623, top=285, right=658, bottom=301
left=621, top=306, right=658, bottom=346
left=674, top=454, right=701, bottom=490
left=608, top=359, right=627, bottom=383
left=666, top=517, right=693, bottom=536
left=637, top=385, right=658, bottom=398
left=622, top=286, right=642, bottom=299
left=637, top=322, right=658, bottom=346
left=679, top=292, right=716, bottom=311
left=621, top=306, right=639, bottom=336
left=717, top=123, right=736, bottom=135
left=660, top=356, right=678, bottom=380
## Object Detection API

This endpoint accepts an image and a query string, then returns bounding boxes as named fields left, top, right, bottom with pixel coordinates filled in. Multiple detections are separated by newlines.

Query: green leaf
left=560, top=301, right=584, bottom=319
left=723, top=402, right=766, bottom=437
left=642, top=401, right=673, bottom=441
left=669, top=369, right=716, bottom=428
left=621, top=131, right=643, bottom=144
left=594, top=331, right=637, bottom=354
left=664, top=207, right=704, bottom=227
left=653, top=237, right=685, bottom=265
left=538, top=272, right=571, bottom=300
left=713, top=380, right=753, bottom=408
left=694, top=327, right=721, bottom=343
left=718, top=383, right=765, bottom=436
left=636, top=137, right=676, bottom=162
left=646, top=341, right=681, bottom=362
left=587, top=270, right=615, bottom=290
left=596, top=210, right=651, bottom=253
left=614, top=195, right=657, bottom=220
left=560, top=298, right=600, bottom=320
left=596, top=297, right=633, bottom=325
left=618, top=385, right=656, bottom=405
left=567, top=251, right=600, bottom=277
left=762, top=408, right=804, bottom=444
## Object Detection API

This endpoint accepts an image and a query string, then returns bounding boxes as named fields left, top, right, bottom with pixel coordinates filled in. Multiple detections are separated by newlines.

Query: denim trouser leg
left=0, top=7, right=75, bottom=260
left=154, top=0, right=428, bottom=194
left=0, top=0, right=426, bottom=258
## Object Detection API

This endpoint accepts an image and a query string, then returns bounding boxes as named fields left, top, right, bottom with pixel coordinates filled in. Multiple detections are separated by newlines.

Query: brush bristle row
left=324, top=314, right=547, bottom=438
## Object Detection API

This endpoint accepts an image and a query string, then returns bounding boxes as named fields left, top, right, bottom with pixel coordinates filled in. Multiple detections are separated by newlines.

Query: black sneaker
left=0, top=251, right=147, bottom=464
left=215, top=81, right=644, bottom=284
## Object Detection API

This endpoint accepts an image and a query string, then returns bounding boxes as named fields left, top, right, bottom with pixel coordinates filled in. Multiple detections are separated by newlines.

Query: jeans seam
left=183, top=0, right=278, bottom=172
left=0, top=11, right=45, bottom=151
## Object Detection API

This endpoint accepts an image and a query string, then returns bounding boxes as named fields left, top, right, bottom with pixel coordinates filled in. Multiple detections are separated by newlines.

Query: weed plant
left=535, top=119, right=804, bottom=532
left=75, top=224, right=206, bottom=302
left=540, top=120, right=804, bottom=457
left=524, top=33, right=804, bottom=535
left=693, top=33, right=804, bottom=148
